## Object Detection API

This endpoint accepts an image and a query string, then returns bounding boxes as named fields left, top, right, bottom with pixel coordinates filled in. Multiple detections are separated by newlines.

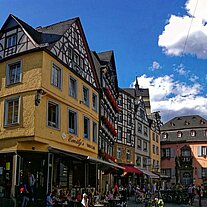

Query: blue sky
left=1, top=0, right=207, bottom=123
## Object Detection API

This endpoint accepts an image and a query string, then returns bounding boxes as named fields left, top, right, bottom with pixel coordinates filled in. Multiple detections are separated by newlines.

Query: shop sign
left=62, top=133, right=95, bottom=151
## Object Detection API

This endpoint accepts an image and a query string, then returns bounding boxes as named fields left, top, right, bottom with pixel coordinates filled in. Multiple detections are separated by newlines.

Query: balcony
left=176, top=156, right=193, bottom=167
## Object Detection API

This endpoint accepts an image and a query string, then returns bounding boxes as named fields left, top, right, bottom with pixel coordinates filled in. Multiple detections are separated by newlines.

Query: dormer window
left=6, top=34, right=17, bottom=48
left=163, top=133, right=168, bottom=139
left=190, top=130, right=196, bottom=137
left=177, top=131, right=182, bottom=138
left=185, top=121, right=190, bottom=125
left=200, top=120, right=205, bottom=125
left=170, top=122, right=175, bottom=126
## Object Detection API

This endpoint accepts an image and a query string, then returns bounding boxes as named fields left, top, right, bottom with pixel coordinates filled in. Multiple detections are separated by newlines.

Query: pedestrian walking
left=197, top=185, right=203, bottom=207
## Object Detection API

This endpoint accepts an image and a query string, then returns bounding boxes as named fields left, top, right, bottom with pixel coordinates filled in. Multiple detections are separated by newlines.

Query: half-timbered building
left=0, top=14, right=103, bottom=203
left=92, top=50, right=121, bottom=187
left=115, top=88, right=142, bottom=185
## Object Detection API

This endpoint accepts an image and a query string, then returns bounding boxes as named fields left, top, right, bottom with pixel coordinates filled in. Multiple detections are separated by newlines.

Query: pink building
left=160, top=115, right=207, bottom=189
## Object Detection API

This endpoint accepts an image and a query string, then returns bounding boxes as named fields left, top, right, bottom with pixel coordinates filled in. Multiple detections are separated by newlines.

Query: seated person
left=46, top=191, right=54, bottom=207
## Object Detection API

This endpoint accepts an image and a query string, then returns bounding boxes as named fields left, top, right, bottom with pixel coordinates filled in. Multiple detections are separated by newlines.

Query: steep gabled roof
left=97, top=50, right=119, bottom=90
left=0, top=14, right=41, bottom=45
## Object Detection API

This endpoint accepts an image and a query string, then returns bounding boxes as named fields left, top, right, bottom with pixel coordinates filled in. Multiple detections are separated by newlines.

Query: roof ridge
left=37, top=17, right=78, bottom=30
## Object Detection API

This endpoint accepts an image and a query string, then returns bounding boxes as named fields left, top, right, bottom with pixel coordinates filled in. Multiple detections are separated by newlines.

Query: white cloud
left=158, top=0, right=207, bottom=59
left=175, top=64, right=187, bottom=75
left=150, top=61, right=161, bottom=71
left=131, top=74, right=207, bottom=123
left=189, top=74, right=199, bottom=82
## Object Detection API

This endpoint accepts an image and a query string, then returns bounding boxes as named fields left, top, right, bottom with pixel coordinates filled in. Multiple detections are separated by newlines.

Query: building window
left=118, top=95, right=122, bottom=106
left=152, top=132, right=155, bottom=141
left=92, top=93, right=98, bottom=111
left=205, top=130, right=207, bottom=137
left=74, top=52, right=79, bottom=65
left=138, top=123, right=142, bottom=133
left=161, top=148, right=170, bottom=158
left=51, top=63, right=62, bottom=89
left=162, top=133, right=168, bottom=139
left=156, top=134, right=159, bottom=142
left=190, top=130, right=196, bottom=137
left=143, top=141, right=147, bottom=151
left=68, top=109, right=77, bottom=134
left=6, top=34, right=17, bottom=48
left=156, top=146, right=159, bottom=155
left=118, top=126, right=122, bottom=141
left=143, top=157, right=147, bottom=168
left=181, top=148, right=191, bottom=157
left=93, top=121, right=97, bottom=143
left=153, top=145, right=155, bottom=154
left=137, top=139, right=141, bottom=149
left=127, top=114, right=131, bottom=125
left=126, top=129, right=131, bottom=143
left=118, top=111, right=122, bottom=122
left=177, top=131, right=182, bottom=138
left=6, top=61, right=22, bottom=85
left=161, top=169, right=171, bottom=177
left=127, top=98, right=131, bottom=109
left=82, top=86, right=89, bottom=106
left=69, top=76, right=77, bottom=98
left=4, top=97, right=20, bottom=126
left=140, top=109, right=145, bottom=119
left=47, top=101, right=60, bottom=129
left=117, top=147, right=121, bottom=159
left=126, top=149, right=130, bottom=160
left=136, top=156, right=141, bottom=167
left=84, top=116, right=90, bottom=139
left=144, top=126, right=148, bottom=136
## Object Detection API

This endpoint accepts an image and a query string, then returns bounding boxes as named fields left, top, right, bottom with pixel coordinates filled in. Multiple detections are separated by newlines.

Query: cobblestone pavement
left=127, top=196, right=207, bottom=207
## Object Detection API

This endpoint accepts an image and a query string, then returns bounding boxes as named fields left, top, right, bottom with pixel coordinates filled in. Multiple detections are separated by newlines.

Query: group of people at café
left=45, top=184, right=127, bottom=207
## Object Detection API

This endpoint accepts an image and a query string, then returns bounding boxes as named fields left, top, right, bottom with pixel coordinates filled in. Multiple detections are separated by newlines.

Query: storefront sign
left=68, top=135, right=84, bottom=146
left=62, top=133, right=96, bottom=151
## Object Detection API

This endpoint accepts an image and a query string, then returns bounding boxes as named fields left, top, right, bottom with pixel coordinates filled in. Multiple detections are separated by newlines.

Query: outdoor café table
left=99, top=200, right=109, bottom=207
left=94, top=204, right=105, bottom=207
left=108, top=198, right=120, bottom=207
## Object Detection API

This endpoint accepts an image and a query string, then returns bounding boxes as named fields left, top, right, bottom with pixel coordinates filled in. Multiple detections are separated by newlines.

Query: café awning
left=140, top=169, right=159, bottom=179
left=122, top=165, right=143, bottom=174
left=87, top=156, right=124, bottom=170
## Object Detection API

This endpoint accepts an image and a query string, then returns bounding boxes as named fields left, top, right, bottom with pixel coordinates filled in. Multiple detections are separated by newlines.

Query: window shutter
left=198, top=146, right=202, bottom=156
left=197, top=167, right=202, bottom=179
left=171, top=148, right=175, bottom=158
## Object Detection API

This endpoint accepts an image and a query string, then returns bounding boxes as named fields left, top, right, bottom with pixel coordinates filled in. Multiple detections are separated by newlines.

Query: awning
left=123, top=165, right=143, bottom=174
left=87, top=156, right=124, bottom=170
left=48, top=147, right=87, bottom=160
left=140, top=169, right=159, bottom=179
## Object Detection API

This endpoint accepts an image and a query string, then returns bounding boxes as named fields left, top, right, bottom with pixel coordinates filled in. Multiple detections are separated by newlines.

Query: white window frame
left=82, top=86, right=89, bottom=106
left=69, top=76, right=77, bottom=99
left=92, top=93, right=98, bottom=112
left=6, top=60, right=22, bottom=86
left=4, top=96, right=21, bottom=126
left=83, top=116, right=90, bottom=139
left=126, top=129, right=131, bottom=143
left=126, top=149, right=131, bottom=160
left=68, top=109, right=78, bottom=135
left=93, top=121, right=98, bottom=143
left=47, top=100, right=60, bottom=129
left=117, top=147, right=121, bottom=159
left=51, top=63, right=62, bottom=89
left=190, top=130, right=196, bottom=137
left=118, top=126, right=122, bottom=141
left=6, top=34, right=17, bottom=48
